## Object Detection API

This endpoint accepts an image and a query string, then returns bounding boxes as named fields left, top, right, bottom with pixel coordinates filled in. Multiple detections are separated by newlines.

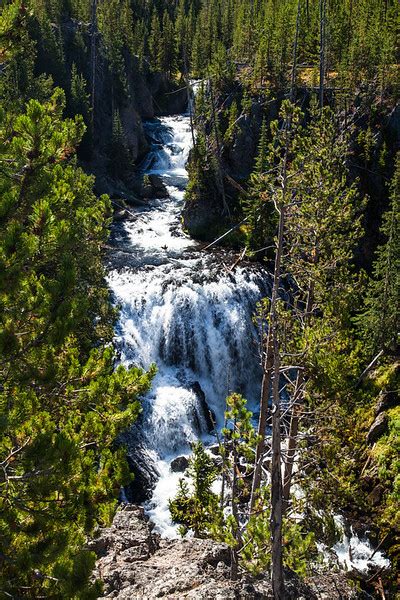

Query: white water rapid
left=107, top=99, right=390, bottom=576
left=107, top=106, right=268, bottom=536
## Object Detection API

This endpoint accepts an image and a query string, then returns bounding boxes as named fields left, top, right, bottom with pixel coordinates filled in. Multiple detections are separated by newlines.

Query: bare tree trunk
left=250, top=122, right=291, bottom=515
left=319, top=0, right=326, bottom=109
left=270, top=203, right=286, bottom=600
left=282, top=375, right=301, bottom=510
left=90, top=0, right=98, bottom=126
left=231, top=417, right=241, bottom=581
left=290, top=0, right=301, bottom=102
left=271, top=324, right=284, bottom=599
left=183, top=46, right=196, bottom=148
left=282, top=282, right=314, bottom=512
left=249, top=337, right=273, bottom=511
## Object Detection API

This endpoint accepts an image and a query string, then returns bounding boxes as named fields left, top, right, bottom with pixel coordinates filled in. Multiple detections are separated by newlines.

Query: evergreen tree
left=359, top=153, right=400, bottom=353
left=108, top=110, right=132, bottom=178
left=0, top=90, right=154, bottom=597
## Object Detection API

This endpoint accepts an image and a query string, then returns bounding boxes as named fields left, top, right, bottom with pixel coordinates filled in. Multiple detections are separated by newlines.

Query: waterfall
left=107, top=102, right=270, bottom=535
left=107, top=99, right=391, bottom=575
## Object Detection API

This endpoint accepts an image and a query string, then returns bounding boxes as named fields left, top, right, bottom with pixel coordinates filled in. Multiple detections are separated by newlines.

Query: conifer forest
left=0, top=1, right=399, bottom=598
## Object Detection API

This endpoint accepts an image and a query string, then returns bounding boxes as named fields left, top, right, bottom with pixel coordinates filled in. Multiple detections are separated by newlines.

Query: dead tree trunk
left=249, top=335, right=273, bottom=512
left=271, top=315, right=284, bottom=600
left=90, top=0, right=98, bottom=126
left=249, top=120, right=291, bottom=515
left=231, top=416, right=241, bottom=581
left=270, top=201, right=286, bottom=600
left=282, top=277, right=314, bottom=512
left=290, top=0, right=301, bottom=102
left=319, top=0, right=326, bottom=109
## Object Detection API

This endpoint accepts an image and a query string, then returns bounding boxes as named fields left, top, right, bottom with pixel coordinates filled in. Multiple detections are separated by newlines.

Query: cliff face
left=89, top=54, right=187, bottom=199
left=91, top=505, right=358, bottom=600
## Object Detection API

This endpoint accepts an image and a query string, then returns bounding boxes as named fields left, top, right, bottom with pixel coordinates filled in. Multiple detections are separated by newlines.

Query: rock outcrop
left=366, top=412, right=389, bottom=445
left=93, top=504, right=359, bottom=600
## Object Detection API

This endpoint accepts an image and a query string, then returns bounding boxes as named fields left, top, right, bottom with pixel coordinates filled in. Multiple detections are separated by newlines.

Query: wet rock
left=191, top=381, right=216, bottom=433
left=366, top=412, right=388, bottom=445
left=142, top=174, right=169, bottom=199
left=114, top=209, right=130, bottom=222
left=170, top=456, right=189, bottom=473
left=122, top=442, right=160, bottom=504
left=182, top=194, right=223, bottom=241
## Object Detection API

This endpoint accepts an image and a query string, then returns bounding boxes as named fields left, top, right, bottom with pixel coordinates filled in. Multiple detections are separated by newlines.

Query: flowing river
left=106, top=99, right=389, bottom=573
left=107, top=106, right=268, bottom=536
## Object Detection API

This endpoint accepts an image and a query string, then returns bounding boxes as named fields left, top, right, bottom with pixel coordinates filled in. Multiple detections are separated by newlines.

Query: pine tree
left=107, top=110, right=132, bottom=178
left=359, top=153, right=400, bottom=353
left=0, top=89, right=154, bottom=598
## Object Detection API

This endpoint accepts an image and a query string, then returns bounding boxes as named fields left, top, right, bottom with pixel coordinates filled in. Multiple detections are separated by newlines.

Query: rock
left=367, top=484, right=385, bottom=505
left=124, top=447, right=160, bottom=504
left=366, top=412, right=388, bottom=445
left=191, top=381, right=216, bottom=432
left=114, top=209, right=130, bottom=221
left=141, top=174, right=169, bottom=199
left=375, top=390, right=398, bottom=416
left=153, top=79, right=188, bottom=116
left=170, top=456, right=189, bottom=473
left=182, top=193, right=223, bottom=241
left=94, top=504, right=357, bottom=599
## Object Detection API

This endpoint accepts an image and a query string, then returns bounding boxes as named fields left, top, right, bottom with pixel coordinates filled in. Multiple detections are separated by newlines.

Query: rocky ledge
left=91, top=504, right=358, bottom=600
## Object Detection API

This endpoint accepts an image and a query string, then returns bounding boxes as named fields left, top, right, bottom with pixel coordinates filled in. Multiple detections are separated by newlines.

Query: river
left=106, top=100, right=389, bottom=574
left=107, top=105, right=268, bottom=537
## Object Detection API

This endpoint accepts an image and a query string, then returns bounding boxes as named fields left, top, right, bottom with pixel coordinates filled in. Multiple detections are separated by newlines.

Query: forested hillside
left=0, top=0, right=399, bottom=599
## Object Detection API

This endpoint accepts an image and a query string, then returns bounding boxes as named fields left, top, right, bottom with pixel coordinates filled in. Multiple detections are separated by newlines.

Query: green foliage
left=358, top=153, right=400, bottom=353
left=171, top=394, right=318, bottom=578
left=169, top=442, right=220, bottom=537
left=108, top=110, right=132, bottom=179
left=0, top=90, right=155, bottom=597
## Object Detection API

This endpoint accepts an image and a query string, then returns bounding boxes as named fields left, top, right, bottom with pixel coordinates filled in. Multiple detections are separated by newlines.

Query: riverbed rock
left=141, top=174, right=169, bottom=199
left=182, top=193, right=223, bottom=241
left=366, top=412, right=389, bottom=445
left=170, top=456, right=189, bottom=472
left=191, top=381, right=216, bottom=432
left=93, top=504, right=359, bottom=599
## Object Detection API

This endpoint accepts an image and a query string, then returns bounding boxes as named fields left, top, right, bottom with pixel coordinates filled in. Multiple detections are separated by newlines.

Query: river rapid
left=107, top=105, right=268, bottom=537
left=106, top=98, right=389, bottom=574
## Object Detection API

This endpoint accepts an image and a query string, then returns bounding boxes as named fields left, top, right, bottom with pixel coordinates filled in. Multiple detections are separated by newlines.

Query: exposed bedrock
left=92, top=504, right=360, bottom=600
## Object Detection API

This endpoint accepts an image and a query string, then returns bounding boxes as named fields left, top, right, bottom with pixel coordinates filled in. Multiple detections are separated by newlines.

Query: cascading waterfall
left=107, top=103, right=269, bottom=536
left=107, top=95, right=390, bottom=571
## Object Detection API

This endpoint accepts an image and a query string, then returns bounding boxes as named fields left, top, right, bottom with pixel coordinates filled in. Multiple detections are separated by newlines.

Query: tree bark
left=282, top=282, right=314, bottom=512
left=319, top=0, right=326, bottom=109
left=230, top=416, right=241, bottom=581
left=270, top=202, right=286, bottom=600
left=290, top=0, right=301, bottom=102
left=90, top=0, right=98, bottom=125
left=250, top=122, right=290, bottom=515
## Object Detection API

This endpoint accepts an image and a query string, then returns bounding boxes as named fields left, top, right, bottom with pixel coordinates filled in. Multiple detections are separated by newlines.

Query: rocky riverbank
left=92, top=505, right=359, bottom=600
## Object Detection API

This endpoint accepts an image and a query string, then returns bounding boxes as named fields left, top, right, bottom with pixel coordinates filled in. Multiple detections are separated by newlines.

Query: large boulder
left=182, top=194, right=223, bottom=241
left=170, top=456, right=189, bottom=473
left=141, top=174, right=169, bottom=199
